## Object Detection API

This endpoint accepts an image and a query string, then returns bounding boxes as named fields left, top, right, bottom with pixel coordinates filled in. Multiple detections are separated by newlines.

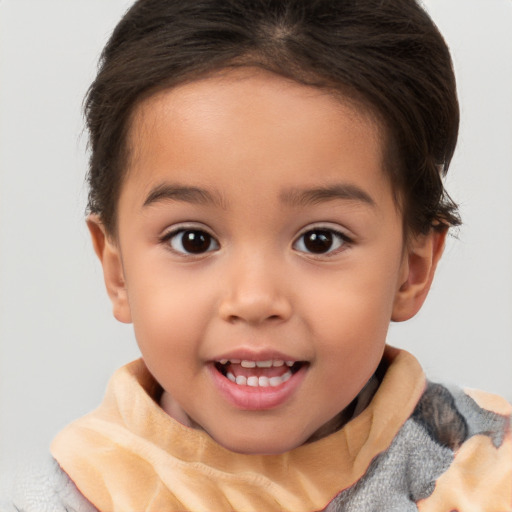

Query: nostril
left=225, top=313, right=243, bottom=325
left=225, top=312, right=286, bottom=325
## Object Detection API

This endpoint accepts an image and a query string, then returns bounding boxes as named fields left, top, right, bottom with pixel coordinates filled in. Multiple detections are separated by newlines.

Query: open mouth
left=214, top=359, right=306, bottom=388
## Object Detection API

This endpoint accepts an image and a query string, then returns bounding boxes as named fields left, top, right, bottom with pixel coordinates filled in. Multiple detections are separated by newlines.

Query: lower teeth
left=227, top=371, right=292, bottom=387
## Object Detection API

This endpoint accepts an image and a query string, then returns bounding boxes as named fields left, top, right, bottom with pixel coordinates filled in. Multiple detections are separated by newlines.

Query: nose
left=218, top=256, right=293, bottom=325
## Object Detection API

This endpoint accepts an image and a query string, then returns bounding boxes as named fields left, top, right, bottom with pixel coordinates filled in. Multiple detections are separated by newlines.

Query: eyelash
left=292, top=227, right=352, bottom=256
left=160, top=226, right=219, bottom=256
left=159, top=225, right=352, bottom=257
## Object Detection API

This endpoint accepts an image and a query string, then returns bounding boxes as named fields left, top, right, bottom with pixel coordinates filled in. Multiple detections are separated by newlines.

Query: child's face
left=91, top=69, right=440, bottom=454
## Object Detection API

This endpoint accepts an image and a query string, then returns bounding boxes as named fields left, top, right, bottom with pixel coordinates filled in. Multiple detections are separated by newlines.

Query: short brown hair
left=85, top=0, right=460, bottom=235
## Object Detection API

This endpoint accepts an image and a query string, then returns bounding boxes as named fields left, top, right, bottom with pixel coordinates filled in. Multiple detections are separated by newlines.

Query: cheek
left=300, top=255, right=401, bottom=369
left=125, top=262, right=215, bottom=357
left=129, top=288, right=207, bottom=395
left=304, top=269, right=398, bottom=333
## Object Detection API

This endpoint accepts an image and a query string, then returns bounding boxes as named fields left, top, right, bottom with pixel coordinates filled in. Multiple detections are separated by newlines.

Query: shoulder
left=0, top=457, right=98, bottom=512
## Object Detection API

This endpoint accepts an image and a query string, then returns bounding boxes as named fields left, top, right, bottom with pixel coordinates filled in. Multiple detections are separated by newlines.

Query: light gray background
left=1, top=0, right=511, bottom=473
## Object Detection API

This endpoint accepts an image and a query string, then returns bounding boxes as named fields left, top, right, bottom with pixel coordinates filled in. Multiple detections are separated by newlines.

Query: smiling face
left=89, top=69, right=443, bottom=454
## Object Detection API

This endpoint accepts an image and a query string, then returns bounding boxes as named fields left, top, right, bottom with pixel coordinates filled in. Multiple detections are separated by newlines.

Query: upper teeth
left=219, top=359, right=293, bottom=368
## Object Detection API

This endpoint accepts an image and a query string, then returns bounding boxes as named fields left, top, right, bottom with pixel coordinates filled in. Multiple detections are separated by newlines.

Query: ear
left=86, top=215, right=132, bottom=324
left=392, top=228, right=447, bottom=322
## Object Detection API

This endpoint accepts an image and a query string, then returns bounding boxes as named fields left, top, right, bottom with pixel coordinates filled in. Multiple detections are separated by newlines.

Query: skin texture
left=88, top=69, right=445, bottom=455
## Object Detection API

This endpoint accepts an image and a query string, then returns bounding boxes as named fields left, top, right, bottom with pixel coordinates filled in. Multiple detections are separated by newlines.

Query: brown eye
left=294, top=229, right=348, bottom=255
left=168, top=229, right=219, bottom=254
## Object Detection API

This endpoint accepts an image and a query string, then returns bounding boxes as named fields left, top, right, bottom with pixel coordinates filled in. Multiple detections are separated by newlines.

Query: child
left=2, top=0, right=511, bottom=510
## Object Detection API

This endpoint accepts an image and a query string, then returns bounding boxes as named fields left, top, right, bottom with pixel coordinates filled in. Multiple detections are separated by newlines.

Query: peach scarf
left=51, top=347, right=425, bottom=512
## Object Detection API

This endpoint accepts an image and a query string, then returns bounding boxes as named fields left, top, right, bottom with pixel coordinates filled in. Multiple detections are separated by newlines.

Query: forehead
left=122, top=68, right=391, bottom=211
left=130, top=70, right=382, bottom=158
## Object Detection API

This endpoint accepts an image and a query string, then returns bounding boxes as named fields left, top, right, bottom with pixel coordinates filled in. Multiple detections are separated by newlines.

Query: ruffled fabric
left=51, top=346, right=425, bottom=512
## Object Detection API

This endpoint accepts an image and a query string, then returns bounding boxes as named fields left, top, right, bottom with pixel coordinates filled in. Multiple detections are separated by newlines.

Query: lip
left=212, top=348, right=301, bottom=363
left=208, top=360, right=308, bottom=411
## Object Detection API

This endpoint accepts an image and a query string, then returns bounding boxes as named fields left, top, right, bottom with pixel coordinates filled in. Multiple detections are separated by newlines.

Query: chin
left=213, top=430, right=307, bottom=455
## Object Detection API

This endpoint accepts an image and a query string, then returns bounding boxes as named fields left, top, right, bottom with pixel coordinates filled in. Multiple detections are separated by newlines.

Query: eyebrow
left=143, top=183, right=225, bottom=208
left=142, top=182, right=375, bottom=210
left=280, top=184, right=376, bottom=208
